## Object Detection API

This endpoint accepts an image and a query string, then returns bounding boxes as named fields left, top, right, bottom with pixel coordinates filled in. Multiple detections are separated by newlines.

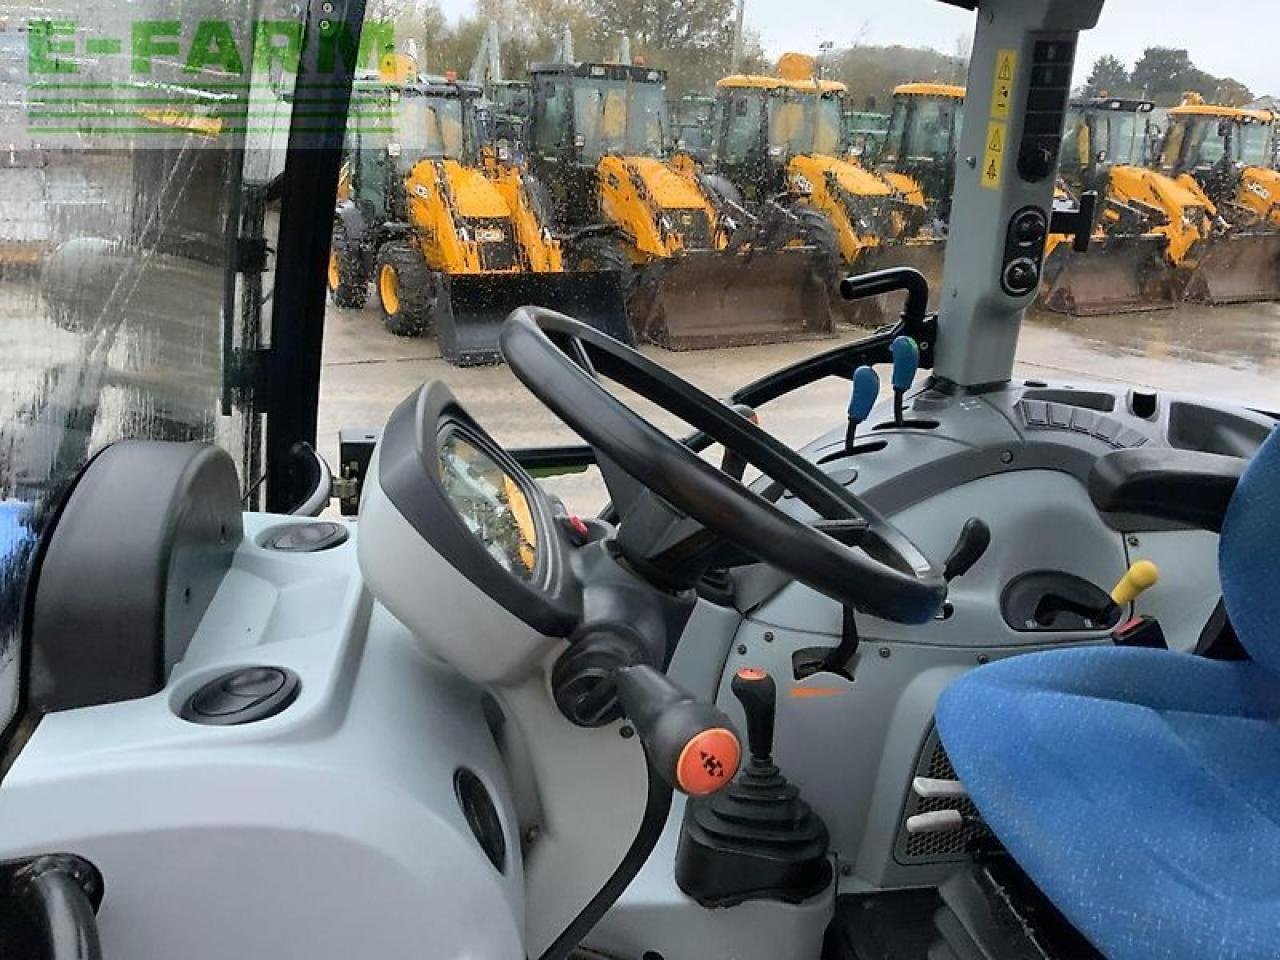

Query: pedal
left=912, top=776, right=969, bottom=800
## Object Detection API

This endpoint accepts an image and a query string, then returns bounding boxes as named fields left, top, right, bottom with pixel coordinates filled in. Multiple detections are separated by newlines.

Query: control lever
left=1050, top=190, right=1099, bottom=254
left=845, top=365, right=880, bottom=453
left=1110, top=560, right=1160, bottom=607
left=615, top=665, right=741, bottom=796
left=731, top=668, right=776, bottom=761
left=944, top=518, right=992, bottom=582
left=890, top=336, right=919, bottom=428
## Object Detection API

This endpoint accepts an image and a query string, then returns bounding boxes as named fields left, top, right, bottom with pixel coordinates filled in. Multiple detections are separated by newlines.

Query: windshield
left=884, top=96, right=962, bottom=164
left=1240, top=122, right=1273, bottom=166
left=398, top=95, right=468, bottom=162
left=2, top=3, right=312, bottom=754
left=571, top=77, right=666, bottom=160
left=1172, top=117, right=1231, bottom=167
left=766, top=90, right=843, bottom=157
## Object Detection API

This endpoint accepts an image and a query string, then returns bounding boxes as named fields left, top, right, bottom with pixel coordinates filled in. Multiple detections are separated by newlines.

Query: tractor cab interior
left=1, top=2, right=1277, bottom=960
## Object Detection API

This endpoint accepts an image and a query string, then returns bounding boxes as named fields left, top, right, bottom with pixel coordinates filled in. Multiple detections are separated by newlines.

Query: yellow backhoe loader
left=525, top=57, right=833, bottom=350
left=328, top=55, right=627, bottom=366
left=1038, top=97, right=1193, bottom=315
left=854, top=81, right=967, bottom=308
left=1156, top=95, right=1280, bottom=303
left=709, top=56, right=930, bottom=325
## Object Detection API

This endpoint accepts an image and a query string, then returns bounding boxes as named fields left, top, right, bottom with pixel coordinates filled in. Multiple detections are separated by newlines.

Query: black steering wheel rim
left=500, top=307, right=947, bottom=625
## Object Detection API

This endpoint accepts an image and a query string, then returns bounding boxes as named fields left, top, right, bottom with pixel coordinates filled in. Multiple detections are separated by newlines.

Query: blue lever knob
left=848, top=365, right=880, bottom=423
left=891, top=336, right=920, bottom=392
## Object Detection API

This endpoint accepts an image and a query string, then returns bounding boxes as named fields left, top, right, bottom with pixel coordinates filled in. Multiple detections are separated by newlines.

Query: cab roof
left=717, top=51, right=846, bottom=95
left=1168, top=103, right=1274, bottom=124
left=893, top=82, right=966, bottom=99
left=1071, top=96, right=1154, bottom=113
left=716, top=74, right=847, bottom=94
left=528, top=61, right=667, bottom=84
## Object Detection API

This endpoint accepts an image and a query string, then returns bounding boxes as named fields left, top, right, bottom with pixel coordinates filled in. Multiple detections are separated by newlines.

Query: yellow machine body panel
left=788, top=153, right=892, bottom=263
left=597, top=155, right=722, bottom=262
left=483, top=158, right=564, bottom=274
left=403, top=159, right=520, bottom=275
left=1235, top=166, right=1280, bottom=227
left=1105, top=165, right=1214, bottom=266
left=881, top=170, right=927, bottom=209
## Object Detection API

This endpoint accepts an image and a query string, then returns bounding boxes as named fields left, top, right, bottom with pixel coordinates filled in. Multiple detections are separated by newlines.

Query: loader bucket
left=436, top=271, right=631, bottom=367
left=843, top=240, right=946, bottom=327
left=1038, top=235, right=1176, bottom=316
left=1182, top=233, right=1280, bottom=305
left=628, top=249, right=835, bottom=351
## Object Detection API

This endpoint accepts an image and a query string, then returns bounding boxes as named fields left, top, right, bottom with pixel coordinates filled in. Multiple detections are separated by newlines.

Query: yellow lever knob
left=1110, top=561, right=1160, bottom=606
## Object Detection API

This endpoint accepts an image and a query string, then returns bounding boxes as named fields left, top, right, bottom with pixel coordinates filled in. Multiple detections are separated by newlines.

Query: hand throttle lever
left=615, top=665, right=742, bottom=796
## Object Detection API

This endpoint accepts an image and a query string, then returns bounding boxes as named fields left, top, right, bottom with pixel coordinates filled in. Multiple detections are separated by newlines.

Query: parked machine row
left=329, top=40, right=1280, bottom=365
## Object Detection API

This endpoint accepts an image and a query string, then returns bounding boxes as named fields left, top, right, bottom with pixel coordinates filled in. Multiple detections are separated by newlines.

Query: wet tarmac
left=318, top=300, right=1280, bottom=513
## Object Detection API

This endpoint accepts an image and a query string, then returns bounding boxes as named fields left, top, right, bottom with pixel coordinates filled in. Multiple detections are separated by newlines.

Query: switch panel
left=1017, top=38, right=1075, bottom=183
left=1000, top=206, right=1049, bottom=297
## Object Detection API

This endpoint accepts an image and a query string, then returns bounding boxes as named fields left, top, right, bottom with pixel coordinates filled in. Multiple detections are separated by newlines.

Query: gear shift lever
left=675, top=668, right=832, bottom=907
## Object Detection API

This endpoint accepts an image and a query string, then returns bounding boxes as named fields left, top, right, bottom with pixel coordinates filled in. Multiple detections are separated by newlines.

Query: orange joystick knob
left=615, top=665, right=741, bottom=796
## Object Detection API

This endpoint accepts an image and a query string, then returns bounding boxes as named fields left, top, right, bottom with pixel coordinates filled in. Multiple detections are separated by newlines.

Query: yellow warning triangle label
left=988, top=126, right=1003, bottom=152
left=998, top=56, right=1013, bottom=81
left=987, top=158, right=999, bottom=179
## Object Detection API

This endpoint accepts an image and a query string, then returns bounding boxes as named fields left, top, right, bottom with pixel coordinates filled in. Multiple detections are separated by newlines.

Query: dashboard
left=375, top=381, right=582, bottom=640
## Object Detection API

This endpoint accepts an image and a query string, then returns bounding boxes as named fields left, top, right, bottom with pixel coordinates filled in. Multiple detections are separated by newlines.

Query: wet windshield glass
left=1100, top=112, right=1144, bottom=165
left=399, top=95, right=468, bottom=161
left=1182, top=118, right=1229, bottom=166
left=2, top=3, right=310, bottom=751
left=572, top=78, right=666, bottom=159
left=766, top=91, right=843, bottom=156
left=1240, top=123, right=1272, bottom=166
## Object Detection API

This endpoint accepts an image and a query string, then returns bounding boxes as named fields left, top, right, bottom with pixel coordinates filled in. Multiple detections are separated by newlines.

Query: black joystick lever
left=944, top=518, right=992, bottom=582
left=675, top=668, right=832, bottom=908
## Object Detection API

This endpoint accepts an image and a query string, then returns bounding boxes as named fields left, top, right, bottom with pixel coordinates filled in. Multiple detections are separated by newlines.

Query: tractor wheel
left=375, top=241, right=436, bottom=338
left=328, top=218, right=369, bottom=309
left=566, top=233, right=629, bottom=272
left=566, top=233, right=636, bottom=301
left=793, top=204, right=844, bottom=286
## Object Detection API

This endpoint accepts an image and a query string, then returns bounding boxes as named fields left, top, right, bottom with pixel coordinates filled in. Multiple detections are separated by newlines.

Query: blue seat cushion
left=936, top=645, right=1280, bottom=960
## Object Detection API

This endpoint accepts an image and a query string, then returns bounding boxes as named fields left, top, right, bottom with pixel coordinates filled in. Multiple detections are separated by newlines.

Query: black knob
left=1013, top=211, right=1047, bottom=246
left=731, top=668, right=777, bottom=761
left=1003, top=258, right=1040, bottom=295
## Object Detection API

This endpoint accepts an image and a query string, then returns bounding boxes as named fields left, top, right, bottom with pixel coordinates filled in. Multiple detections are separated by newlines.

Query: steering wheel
left=500, top=308, right=947, bottom=625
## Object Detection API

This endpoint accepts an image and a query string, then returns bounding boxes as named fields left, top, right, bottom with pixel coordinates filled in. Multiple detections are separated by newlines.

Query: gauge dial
left=438, top=429, right=538, bottom=580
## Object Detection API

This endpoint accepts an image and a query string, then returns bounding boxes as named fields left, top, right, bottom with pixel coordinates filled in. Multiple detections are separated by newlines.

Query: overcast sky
left=431, top=0, right=1274, bottom=98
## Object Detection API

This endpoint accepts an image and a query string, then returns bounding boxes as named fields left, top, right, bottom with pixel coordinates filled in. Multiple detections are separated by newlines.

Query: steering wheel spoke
left=500, top=308, right=947, bottom=625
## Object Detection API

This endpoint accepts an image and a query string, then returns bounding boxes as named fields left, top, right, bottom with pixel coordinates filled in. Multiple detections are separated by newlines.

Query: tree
left=1211, top=76, right=1254, bottom=107
left=1083, top=54, right=1131, bottom=98
left=831, top=44, right=967, bottom=113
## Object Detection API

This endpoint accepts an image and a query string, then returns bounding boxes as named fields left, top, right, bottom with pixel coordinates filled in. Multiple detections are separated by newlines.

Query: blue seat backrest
left=1221, top=424, right=1280, bottom=674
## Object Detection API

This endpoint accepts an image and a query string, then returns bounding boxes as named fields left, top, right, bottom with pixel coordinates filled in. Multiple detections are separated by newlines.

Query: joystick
left=845, top=365, right=880, bottom=453
left=890, top=336, right=920, bottom=428
left=674, top=668, right=832, bottom=908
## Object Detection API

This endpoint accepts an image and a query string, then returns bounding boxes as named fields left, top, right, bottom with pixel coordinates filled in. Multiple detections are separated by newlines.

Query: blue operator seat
left=936, top=425, right=1280, bottom=960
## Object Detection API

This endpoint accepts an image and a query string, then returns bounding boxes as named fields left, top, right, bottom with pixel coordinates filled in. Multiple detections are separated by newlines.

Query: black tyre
left=793, top=204, right=844, bottom=284
left=328, top=217, right=369, bottom=309
left=374, top=241, right=437, bottom=338
left=566, top=233, right=629, bottom=273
